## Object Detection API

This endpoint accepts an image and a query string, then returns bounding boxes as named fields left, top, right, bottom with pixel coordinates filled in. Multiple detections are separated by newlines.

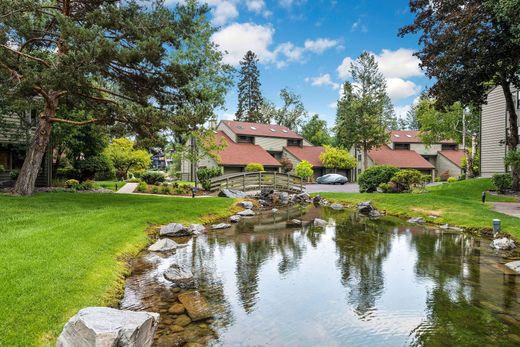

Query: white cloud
left=337, top=57, right=353, bottom=79
left=213, top=23, right=338, bottom=68
left=351, top=18, right=367, bottom=32
left=304, top=38, right=338, bottom=54
left=329, top=101, right=338, bottom=109
left=386, top=78, right=420, bottom=101
left=305, top=74, right=340, bottom=90
left=373, top=48, right=422, bottom=79
left=211, top=23, right=275, bottom=65
left=210, top=1, right=239, bottom=26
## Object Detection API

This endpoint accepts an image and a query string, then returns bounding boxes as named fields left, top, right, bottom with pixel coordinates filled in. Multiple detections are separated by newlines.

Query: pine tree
left=0, top=0, right=230, bottom=195
left=235, top=51, right=265, bottom=123
left=335, top=52, right=395, bottom=169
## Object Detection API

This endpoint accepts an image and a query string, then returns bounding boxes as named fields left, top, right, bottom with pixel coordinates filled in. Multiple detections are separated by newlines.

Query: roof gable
left=214, top=131, right=281, bottom=167
left=368, top=145, right=434, bottom=169
left=284, top=146, right=325, bottom=167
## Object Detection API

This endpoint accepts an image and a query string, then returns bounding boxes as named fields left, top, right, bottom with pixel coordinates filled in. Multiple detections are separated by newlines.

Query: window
left=237, top=135, right=254, bottom=144
left=287, top=139, right=303, bottom=147
left=441, top=144, right=458, bottom=151
left=517, top=90, right=520, bottom=109
left=394, top=143, right=410, bottom=150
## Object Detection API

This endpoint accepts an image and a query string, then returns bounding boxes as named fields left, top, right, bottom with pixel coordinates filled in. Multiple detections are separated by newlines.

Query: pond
left=120, top=206, right=520, bottom=346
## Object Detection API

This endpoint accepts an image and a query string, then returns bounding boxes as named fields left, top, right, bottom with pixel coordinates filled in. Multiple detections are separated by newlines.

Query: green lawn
left=319, top=178, right=520, bottom=238
left=94, top=180, right=126, bottom=191
left=0, top=192, right=235, bottom=346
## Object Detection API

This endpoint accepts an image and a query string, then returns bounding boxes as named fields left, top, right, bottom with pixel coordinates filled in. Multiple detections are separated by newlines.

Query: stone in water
left=178, top=291, right=213, bottom=321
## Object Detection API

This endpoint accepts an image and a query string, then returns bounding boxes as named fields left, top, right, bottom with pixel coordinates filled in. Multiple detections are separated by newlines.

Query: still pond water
left=121, top=206, right=520, bottom=347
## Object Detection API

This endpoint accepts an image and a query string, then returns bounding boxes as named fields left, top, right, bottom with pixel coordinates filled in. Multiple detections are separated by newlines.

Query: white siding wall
left=282, top=150, right=300, bottom=174
left=481, top=86, right=507, bottom=177
left=217, top=122, right=237, bottom=142
left=410, top=143, right=443, bottom=156
left=255, top=136, right=288, bottom=152
left=0, top=113, right=31, bottom=144
left=436, top=155, right=462, bottom=178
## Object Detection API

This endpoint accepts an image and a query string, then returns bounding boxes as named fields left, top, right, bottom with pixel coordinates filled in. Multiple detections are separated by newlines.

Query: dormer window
left=394, top=143, right=410, bottom=150
left=441, top=143, right=458, bottom=151
left=287, top=139, right=303, bottom=147
left=237, top=135, right=254, bottom=144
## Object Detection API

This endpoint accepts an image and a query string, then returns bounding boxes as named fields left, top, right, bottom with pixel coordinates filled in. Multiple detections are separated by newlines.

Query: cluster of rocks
left=357, top=201, right=382, bottom=219
left=408, top=217, right=426, bottom=225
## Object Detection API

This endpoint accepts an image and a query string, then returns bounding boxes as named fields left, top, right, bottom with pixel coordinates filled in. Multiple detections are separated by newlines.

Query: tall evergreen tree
left=0, top=0, right=230, bottom=195
left=235, top=50, right=265, bottom=123
left=335, top=52, right=395, bottom=169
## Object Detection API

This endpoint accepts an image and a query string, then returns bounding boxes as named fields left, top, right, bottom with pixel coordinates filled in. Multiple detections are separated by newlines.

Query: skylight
left=270, top=128, right=276, bottom=132
left=406, top=135, right=412, bottom=138
left=282, top=130, right=288, bottom=133
left=394, top=134, right=400, bottom=138
left=250, top=126, right=257, bottom=130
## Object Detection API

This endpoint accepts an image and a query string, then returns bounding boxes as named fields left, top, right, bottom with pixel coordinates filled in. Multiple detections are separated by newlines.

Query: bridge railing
left=209, top=171, right=304, bottom=193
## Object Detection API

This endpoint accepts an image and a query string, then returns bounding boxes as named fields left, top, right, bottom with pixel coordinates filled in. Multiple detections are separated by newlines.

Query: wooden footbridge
left=209, top=172, right=304, bottom=193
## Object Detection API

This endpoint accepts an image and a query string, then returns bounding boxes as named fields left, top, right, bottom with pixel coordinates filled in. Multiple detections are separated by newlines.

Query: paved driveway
left=305, top=183, right=359, bottom=194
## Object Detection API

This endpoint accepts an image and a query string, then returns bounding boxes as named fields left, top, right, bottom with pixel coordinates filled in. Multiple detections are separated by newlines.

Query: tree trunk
left=13, top=98, right=57, bottom=195
left=501, top=81, right=520, bottom=190
left=363, top=148, right=369, bottom=170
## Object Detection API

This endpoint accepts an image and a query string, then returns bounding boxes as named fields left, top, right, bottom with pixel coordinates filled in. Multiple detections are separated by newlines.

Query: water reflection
left=121, top=206, right=520, bottom=346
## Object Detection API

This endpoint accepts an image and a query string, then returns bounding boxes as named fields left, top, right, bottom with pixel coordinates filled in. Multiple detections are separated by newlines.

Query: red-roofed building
left=364, top=130, right=463, bottom=180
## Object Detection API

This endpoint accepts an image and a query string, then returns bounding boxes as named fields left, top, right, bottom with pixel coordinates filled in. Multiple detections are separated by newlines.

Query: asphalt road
left=305, top=183, right=360, bottom=194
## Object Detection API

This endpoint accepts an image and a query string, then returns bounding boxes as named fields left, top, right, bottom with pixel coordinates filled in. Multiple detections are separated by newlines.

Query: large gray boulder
left=229, top=215, right=241, bottom=223
left=212, top=223, right=231, bottom=230
left=159, top=223, right=189, bottom=237
left=237, top=209, right=255, bottom=217
left=164, top=264, right=194, bottom=287
left=188, top=224, right=206, bottom=235
left=240, top=201, right=254, bottom=209
left=56, top=307, right=159, bottom=347
left=505, top=261, right=520, bottom=273
left=491, top=238, right=516, bottom=250
left=357, top=201, right=374, bottom=214
left=219, top=189, right=248, bottom=199
left=148, top=239, right=178, bottom=252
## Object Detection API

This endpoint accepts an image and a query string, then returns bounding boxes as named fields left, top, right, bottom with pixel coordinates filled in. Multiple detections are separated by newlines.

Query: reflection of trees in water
left=334, top=213, right=394, bottom=319
left=408, top=232, right=519, bottom=345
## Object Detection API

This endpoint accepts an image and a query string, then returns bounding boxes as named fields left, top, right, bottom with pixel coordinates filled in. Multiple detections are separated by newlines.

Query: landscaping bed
left=0, top=192, right=235, bottom=346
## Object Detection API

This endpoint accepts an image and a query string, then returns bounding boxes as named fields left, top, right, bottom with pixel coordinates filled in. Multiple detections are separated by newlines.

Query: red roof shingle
left=214, top=131, right=281, bottom=167
left=368, top=145, right=434, bottom=169
left=222, top=120, right=302, bottom=139
left=284, top=146, right=325, bottom=167
left=438, top=150, right=465, bottom=168
left=390, top=130, right=456, bottom=144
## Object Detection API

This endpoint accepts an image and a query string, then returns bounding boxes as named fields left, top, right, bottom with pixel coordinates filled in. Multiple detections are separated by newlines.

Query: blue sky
left=170, top=0, right=429, bottom=127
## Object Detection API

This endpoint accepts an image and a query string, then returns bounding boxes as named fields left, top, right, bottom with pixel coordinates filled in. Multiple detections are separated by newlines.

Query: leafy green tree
left=235, top=51, right=265, bottom=123
left=415, top=97, right=480, bottom=178
left=400, top=0, right=520, bottom=188
left=335, top=52, right=395, bottom=169
left=301, top=114, right=332, bottom=146
left=295, top=160, right=314, bottom=181
left=505, top=149, right=520, bottom=190
left=104, top=138, right=151, bottom=180
left=319, top=145, right=356, bottom=171
left=272, top=88, right=308, bottom=131
left=0, top=0, right=228, bottom=195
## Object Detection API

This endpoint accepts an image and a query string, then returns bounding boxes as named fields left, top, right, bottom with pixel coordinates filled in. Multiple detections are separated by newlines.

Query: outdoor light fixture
left=482, top=191, right=486, bottom=204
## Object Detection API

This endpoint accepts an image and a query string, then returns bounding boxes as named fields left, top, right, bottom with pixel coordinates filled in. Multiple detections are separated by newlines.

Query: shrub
left=492, top=173, right=512, bottom=193
left=56, top=166, right=78, bottom=179
left=160, top=184, right=173, bottom=195
left=295, top=160, right=314, bottom=180
left=9, top=170, right=19, bottom=180
left=378, top=182, right=394, bottom=193
left=447, top=177, right=458, bottom=183
left=245, top=163, right=264, bottom=172
left=151, top=185, right=160, bottom=194
left=197, top=167, right=223, bottom=191
left=136, top=181, right=148, bottom=192
left=390, top=169, right=423, bottom=193
left=75, top=155, right=115, bottom=181
left=0, top=164, right=5, bottom=172
left=141, top=171, right=166, bottom=185
left=75, top=180, right=95, bottom=191
left=279, top=157, right=293, bottom=173
left=65, top=179, right=80, bottom=188
left=358, top=165, right=400, bottom=193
